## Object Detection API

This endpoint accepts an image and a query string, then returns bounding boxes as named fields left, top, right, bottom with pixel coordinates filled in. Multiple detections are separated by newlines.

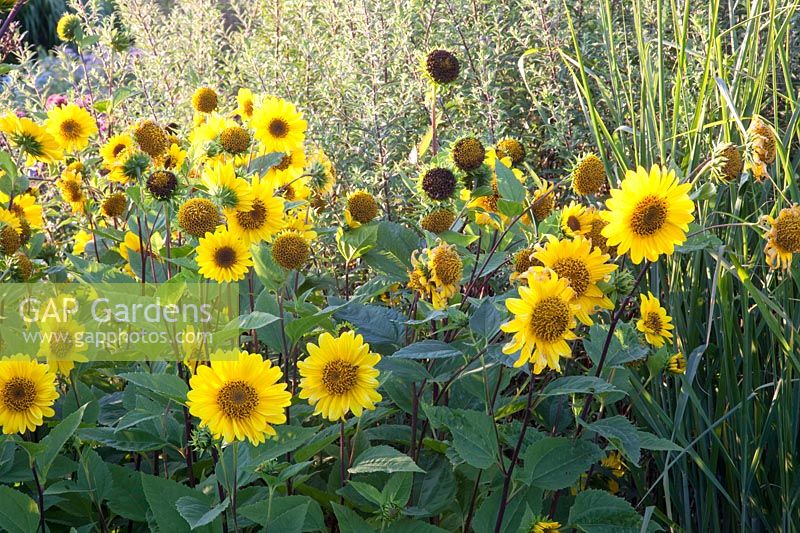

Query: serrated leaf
left=636, top=431, right=682, bottom=452
left=580, top=416, right=641, bottom=464
left=541, top=376, right=622, bottom=397
left=119, top=372, right=189, bottom=404
left=393, top=340, right=462, bottom=360
left=176, top=496, right=229, bottom=530
left=349, top=445, right=424, bottom=474
left=0, top=485, right=39, bottom=533
left=35, top=404, right=85, bottom=479
left=523, top=437, right=603, bottom=490
left=469, top=298, right=502, bottom=338
left=568, top=489, right=645, bottom=533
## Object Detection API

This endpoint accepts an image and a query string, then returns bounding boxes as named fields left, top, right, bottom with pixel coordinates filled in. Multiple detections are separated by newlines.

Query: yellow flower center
left=643, top=312, right=663, bottom=333
left=530, top=296, right=569, bottom=342
left=216, top=380, right=258, bottom=419
left=774, top=212, right=800, bottom=252
left=322, top=359, right=359, bottom=395
left=630, top=195, right=668, bottom=236
left=62, top=180, right=82, bottom=202
left=551, top=257, right=590, bottom=296
left=213, top=246, right=238, bottom=268
left=268, top=119, right=289, bottom=138
left=347, top=192, right=378, bottom=224
left=60, top=119, right=83, bottom=140
left=235, top=199, right=268, bottom=231
left=432, top=248, right=462, bottom=285
left=276, top=154, right=292, bottom=171
left=1, top=377, right=36, bottom=412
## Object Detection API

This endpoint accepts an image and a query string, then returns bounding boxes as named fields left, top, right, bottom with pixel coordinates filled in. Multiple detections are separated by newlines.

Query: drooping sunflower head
left=424, top=49, right=460, bottom=85
left=227, top=177, right=285, bottom=244
left=146, top=170, right=179, bottom=201
left=420, top=167, right=457, bottom=201
left=0, top=208, right=22, bottom=256
left=560, top=201, right=592, bottom=237
left=421, top=207, right=456, bottom=234
left=763, top=203, right=800, bottom=270
left=0, top=356, right=59, bottom=435
left=501, top=271, right=578, bottom=374
left=666, top=352, right=687, bottom=375
left=134, top=119, right=169, bottom=158
left=56, top=13, right=83, bottom=42
left=345, top=190, right=379, bottom=225
left=709, top=142, right=743, bottom=183
left=534, top=235, right=616, bottom=325
left=219, top=126, right=251, bottom=155
left=236, top=88, right=256, bottom=121
left=496, top=138, right=526, bottom=165
left=530, top=185, right=555, bottom=223
left=747, top=117, right=777, bottom=164
left=636, top=292, right=673, bottom=348
left=298, top=331, right=382, bottom=421
left=601, top=165, right=694, bottom=264
left=306, top=146, right=336, bottom=196
left=110, top=150, right=151, bottom=183
left=571, top=153, right=606, bottom=195
left=452, top=136, right=486, bottom=171
left=251, top=97, right=307, bottom=154
left=201, top=160, right=254, bottom=213
left=187, top=350, right=291, bottom=444
left=192, top=87, right=219, bottom=114
left=45, top=103, right=97, bottom=152
left=584, top=208, right=612, bottom=255
left=510, top=246, right=541, bottom=283
left=101, top=192, right=128, bottom=218
left=196, top=227, right=254, bottom=283
left=430, top=242, right=463, bottom=287
left=11, top=252, right=33, bottom=281
left=271, top=230, right=310, bottom=270
left=0, top=115, right=63, bottom=163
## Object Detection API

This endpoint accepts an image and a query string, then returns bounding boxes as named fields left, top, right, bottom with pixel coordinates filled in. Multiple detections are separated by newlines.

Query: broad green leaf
left=0, top=485, right=40, bottom=533
left=35, top=404, right=86, bottom=479
left=176, top=496, right=229, bottom=530
left=580, top=416, right=641, bottom=464
left=107, top=464, right=148, bottom=521
left=541, top=376, right=622, bottom=397
left=385, top=520, right=450, bottom=532
left=349, top=445, right=424, bottom=474
left=568, top=489, right=644, bottom=533
left=119, top=372, right=189, bottom=404
left=77, top=448, right=113, bottom=504
left=422, top=405, right=499, bottom=469
left=237, top=310, right=281, bottom=329
left=77, top=427, right=166, bottom=452
left=584, top=323, right=648, bottom=369
left=392, top=340, right=462, bottom=360
left=332, top=502, right=372, bottom=532
left=468, top=298, right=502, bottom=338
left=523, top=437, right=603, bottom=490
left=250, top=152, right=286, bottom=174
left=636, top=431, right=682, bottom=452
left=495, top=159, right=526, bottom=203
left=141, top=473, right=216, bottom=533
left=239, top=495, right=324, bottom=531
left=252, top=425, right=320, bottom=464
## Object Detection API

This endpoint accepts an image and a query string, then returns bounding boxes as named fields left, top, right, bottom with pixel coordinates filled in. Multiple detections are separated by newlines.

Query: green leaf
left=250, top=152, right=286, bottom=174
left=119, top=372, right=189, bottom=404
left=35, top=404, right=86, bottom=479
left=469, top=298, right=502, bottom=338
left=77, top=448, right=113, bottom=504
left=252, top=425, right=320, bottom=464
left=495, top=159, right=526, bottom=203
left=349, top=445, right=424, bottom=474
left=579, top=416, right=641, bottom=464
left=568, top=489, right=644, bottom=533
left=237, top=311, right=281, bottom=329
left=0, top=485, right=40, bottom=533
left=541, top=376, right=622, bottom=397
left=584, top=323, right=648, bottom=369
left=376, top=221, right=420, bottom=270
left=239, top=495, right=324, bottom=531
left=77, top=427, right=166, bottom=452
left=636, top=431, right=682, bottom=452
left=392, top=340, right=462, bottom=360
left=141, top=473, right=215, bottom=533
left=176, top=496, right=229, bottom=530
left=422, top=406, right=499, bottom=469
left=107, top=464, right=148, bottom=521
left=385, top=520, right=450, bottom=533
left=331, top=502, right=372, bottom=533
left=522, top=437, right=603, bottom=490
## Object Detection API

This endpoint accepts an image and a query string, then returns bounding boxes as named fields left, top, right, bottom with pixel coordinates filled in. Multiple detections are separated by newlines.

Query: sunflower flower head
left=178, top=198, right=221, bottom=238
left=192, top=87, right=219, bottom=114
left=560, top=201, right=592, bottom=237
left=424, top=49, right=460, bottom=85
left=420, top=167, right=457, bottom=201
left=0, top=114, right=63, bottom=163
left=636, top=292, right=674, bottom=348
left=56, top=13, right=83, bottom=42
left=46, top=103, right=97, bottom=152
left=146, top=170, right=179, bottom=201
left=251, top=97, right=307, bottom=154
left=201, top=160, right=254, bottom=214
left=501, top=271, right=579, bottom=373
left=196, top=227, right=253, bottom=282
left=134, top=120, right=169, bottom=158
left=421, top=207, right=456, bottom=234
left=496, top=138, right=526, bottom=165
left=601, top=165, right=694, bottom=264
left=187, top=350, right=291, bottom=445
left=709, top=142, right=744, bottom=183
left=571, top=153, right=606, bottom=195
left=745, top=117, right=777, bottom=182
left=345, top=190, right=379, bottom=228
left=298, top=331, right=382, bottom=421
left=762, top=204, right=800, bottom=270
left=271, top=230, right=310, bottom=270
left=227, top=176, right=285, bottom=244
left=451, top=136, right=486, bottom=172
left=101, top=192, right=127, bottom=218
left=0, top=356, right=59, bottom=434
left=0, top=208, right=21, bottom=256
left=666, top=352, right=687, bottom=375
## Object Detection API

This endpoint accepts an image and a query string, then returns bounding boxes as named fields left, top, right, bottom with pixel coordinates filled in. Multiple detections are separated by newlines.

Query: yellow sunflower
left=189, top=113, right=235, bottom=152
left=636, top=292, right=674, bottom=348
left=531, top=520, right=561, bottom=533
left=187, top=350, right=291, bottom=444
left=0, top=356, right=59, bottom=435
left=100, top=133, right=135, bottom=168
left=534, top=236, right=617, bottom=325
left=666, top=352, right=687, bottom=375
left=45, top=103, right=97, bottom=152
left=196, top=227, right=253, bottom=282
left=0, top=207, right=21, bottom=255
left=763, top=204, right=800, bottom=270
left=265, top=148, right=306, bottom=184
left=158, top=142, right=187, bottom=171
left=501, top=272, right=579, bottom=373
left=227, top=176, right=285, bottom=244
left=37, top=317, right=89, bottom=375
left=57, top=167, right=86, bottom=213
left=560, top=201, right=592, bottom=237
left=298, top=331, right=382, bottom=421
left=0, top=192, right=43, bottom=229
left=284, top=208, right=318, bottom=241
left=251, top=97, right=307, bottom=154
left=601, top=165, right=694, bottom=264
left=72, top=229, right=93, bottom=255
left=0, top=114, right=63, bottom=163
left=201, top=159, right=254, bottom=214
